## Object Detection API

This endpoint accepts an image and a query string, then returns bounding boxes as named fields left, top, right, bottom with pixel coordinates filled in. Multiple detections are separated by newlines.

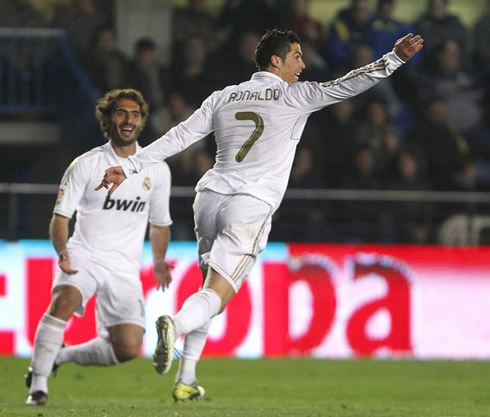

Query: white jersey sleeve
left=54, top=147, right=103, bottom=218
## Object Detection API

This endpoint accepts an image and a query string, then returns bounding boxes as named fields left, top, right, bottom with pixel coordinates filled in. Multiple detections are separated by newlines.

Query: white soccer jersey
left=54, top=141, right=172, bottom=273
left=123, top=51, right=405, bottom=210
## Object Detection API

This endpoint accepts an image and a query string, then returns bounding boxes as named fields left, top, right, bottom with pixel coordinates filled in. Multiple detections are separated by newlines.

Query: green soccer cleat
left=172, top=381, right=205, bottom=402
left=153, top=315, right=176, bottom=374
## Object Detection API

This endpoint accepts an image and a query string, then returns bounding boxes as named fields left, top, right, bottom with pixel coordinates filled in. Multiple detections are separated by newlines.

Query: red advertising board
left=1, top=241, right=489, bottom=359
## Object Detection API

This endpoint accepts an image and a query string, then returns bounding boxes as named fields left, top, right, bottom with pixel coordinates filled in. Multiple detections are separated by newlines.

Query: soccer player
left=25, top=89, right=174, bottom=406
left=97, top=29, right=423, bottom=401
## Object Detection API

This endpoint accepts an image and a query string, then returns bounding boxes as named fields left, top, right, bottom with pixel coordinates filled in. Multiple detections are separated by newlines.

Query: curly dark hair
left=95, top=89, right=150, bottom=139
left=254, top=29, right=301, bottom=71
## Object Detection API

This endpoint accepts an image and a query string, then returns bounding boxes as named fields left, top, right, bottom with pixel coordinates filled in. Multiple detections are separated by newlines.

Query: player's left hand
left=153, top=260, right=174, bottom=291
left=95, top=166, right=126, bottom=195
left=394, top=33, right=424, bottom=62
left=58, top=249, right=78, bottom=275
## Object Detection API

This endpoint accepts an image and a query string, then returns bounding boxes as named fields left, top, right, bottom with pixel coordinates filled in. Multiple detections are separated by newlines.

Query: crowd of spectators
left=2, top=0, right=490, bottom=244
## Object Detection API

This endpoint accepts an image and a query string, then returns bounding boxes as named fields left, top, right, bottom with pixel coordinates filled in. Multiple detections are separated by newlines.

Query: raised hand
left=95, top=166, right=126, bottom=195
left=394, top=33, right=424, bottom=62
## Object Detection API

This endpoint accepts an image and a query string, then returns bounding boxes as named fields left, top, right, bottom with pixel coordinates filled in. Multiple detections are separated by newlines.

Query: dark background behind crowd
left=1, top=0, right=490, bottom=245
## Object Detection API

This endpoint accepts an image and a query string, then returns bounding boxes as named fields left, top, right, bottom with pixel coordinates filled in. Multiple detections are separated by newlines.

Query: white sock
left=55, top=337, right=119, bottom=366
left=173, top=289, right=221, bottom=337
left=176, top=358, right=198, bottom=385
left=30, top=313, right=66, bottom=394
left=175, top=320, right=212, bottom=385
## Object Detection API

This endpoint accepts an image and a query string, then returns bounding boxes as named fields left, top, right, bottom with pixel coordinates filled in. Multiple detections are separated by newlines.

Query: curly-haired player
left=25, top=89, right=174, bottom=406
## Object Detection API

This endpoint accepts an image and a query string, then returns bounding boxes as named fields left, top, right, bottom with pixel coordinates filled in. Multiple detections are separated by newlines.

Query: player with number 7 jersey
left=97, top=29, right=423, bottom=401
left=118, top=35, right=420, bottom=212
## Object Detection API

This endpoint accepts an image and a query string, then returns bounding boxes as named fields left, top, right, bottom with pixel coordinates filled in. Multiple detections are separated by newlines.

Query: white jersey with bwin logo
left=54, top=141, right=172, bottom=274
left=123, top=50, right=405, bottom=210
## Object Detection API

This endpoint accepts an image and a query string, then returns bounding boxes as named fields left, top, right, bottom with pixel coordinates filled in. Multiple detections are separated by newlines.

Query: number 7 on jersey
left=235, top=111, right=264, bottom=162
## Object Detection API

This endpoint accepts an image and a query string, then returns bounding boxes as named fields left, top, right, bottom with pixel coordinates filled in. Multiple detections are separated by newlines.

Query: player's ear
left=102, top=115, right=110, bottom=130
left=270, top=54, right=282, bottom=69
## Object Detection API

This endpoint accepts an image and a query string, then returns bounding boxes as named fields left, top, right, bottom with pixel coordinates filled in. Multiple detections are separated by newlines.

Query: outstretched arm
left=308, top=32, right=424, bottom=110
left=393, top=33, right=424, bottom=62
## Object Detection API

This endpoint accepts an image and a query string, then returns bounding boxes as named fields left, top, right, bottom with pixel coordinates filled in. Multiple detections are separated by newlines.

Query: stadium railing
left=1, top=182, right=490, bottom=245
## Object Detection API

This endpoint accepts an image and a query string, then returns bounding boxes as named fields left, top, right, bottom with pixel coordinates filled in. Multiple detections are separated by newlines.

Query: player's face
left=277, top=43, right=305, bottom=83
left=109, top=98, right=144, bottom=146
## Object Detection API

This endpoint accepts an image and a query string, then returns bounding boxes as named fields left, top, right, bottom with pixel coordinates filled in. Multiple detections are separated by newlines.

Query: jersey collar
left=251, top=71, right=285, bottom=83
left=105, top=141, right=142, bottom=166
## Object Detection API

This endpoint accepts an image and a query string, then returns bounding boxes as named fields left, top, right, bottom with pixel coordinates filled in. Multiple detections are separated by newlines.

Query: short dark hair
left=428, top=0, right=448, bottom=6
left=377, top=0, right=394, bottom=9
left=96, top=89, right=149, bottom=139
left=253, top=29, right=301, bottom=71
left=135, top=37, right=156, bottom=52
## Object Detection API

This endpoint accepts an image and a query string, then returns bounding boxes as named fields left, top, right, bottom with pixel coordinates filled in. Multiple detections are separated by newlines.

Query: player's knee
left=112, top=340, right=141, bottom=362
left=48, top=287, right=81, bottom=320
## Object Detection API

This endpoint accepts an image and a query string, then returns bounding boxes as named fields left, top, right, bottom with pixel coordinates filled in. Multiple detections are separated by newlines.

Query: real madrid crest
left=142, top=176, right=151, bottom=191
left=55, top=187, right=65, bottom=205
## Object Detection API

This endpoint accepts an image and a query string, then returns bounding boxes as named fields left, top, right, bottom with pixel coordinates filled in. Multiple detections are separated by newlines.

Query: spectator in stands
left=150, top=91, right=195, bottom=143
left=340, top=144, right=383, bottom=190
left=325, top=0, right=376, bottom=73
left=171, top=0, right=220, bottom=64
left=405, top=96, right=471, bottom=190
left=127, top=38, right=169, bottom=110
left=216, top=30, right=261, bottom=86
left=271, top=145, right=334, bottom=242
left=370, top=1, right=421, bottom=131
left=372, top=0, right=420, bottom=66
left=338, top=144, right=393, bottom=242
left=298, top=37, right=329, bottom=82
left=126, top=37, right=172, bottom=141
left=180, top=148, right=215, bottom=187
left=0, top=0, right=50, bottom=106
left=355, top=97, right=401, bottom=178
left=438, top=155, right=490, bottom=245
left=450, top=157, right=482, bottom=191
left=157, top=92, right=204, bottom=186
left=414, top=0, right=468, bottom=68
left=83, top=24, right=128, bottom=96
left=0, top=0, right=47, bottom=28
left=419, top=39, right=483, bottom=134
left=216, top=0, right=288, bottom=48
left=472, top=0, right=490, bottom=92
left=51, top=0, right=107, bottom=62
left=387, top=147, right=434, bottom=243
left=172, top=35, right=217, bottom=107
left=287, top=0, right=324, bottom=52
left=349, top=44, right=404, bottom=126
left=313, top=100, right=360, bottom=188
left=463, top=94, right=490, bottom=189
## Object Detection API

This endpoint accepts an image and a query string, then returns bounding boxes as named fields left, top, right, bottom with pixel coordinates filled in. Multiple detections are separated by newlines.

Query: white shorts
left=52, top=247, right=145, bottom=336
left=193, top=190, right=273, bottom=292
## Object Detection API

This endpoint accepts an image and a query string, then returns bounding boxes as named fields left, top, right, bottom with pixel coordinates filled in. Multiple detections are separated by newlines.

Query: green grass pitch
left=1, top=356, right=490, bottom=417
